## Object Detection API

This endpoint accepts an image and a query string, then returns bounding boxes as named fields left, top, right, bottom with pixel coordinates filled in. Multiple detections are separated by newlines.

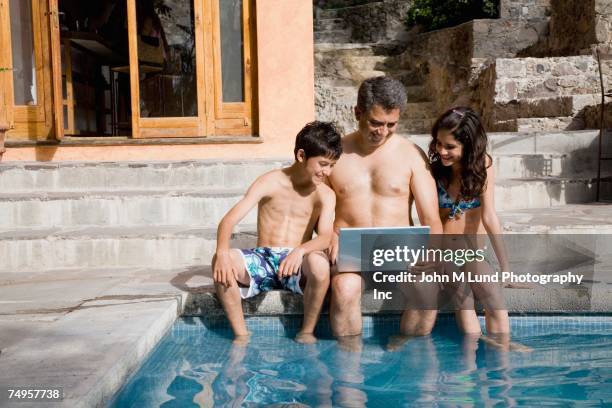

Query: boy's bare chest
left=259, top=191, right=318, bottom=219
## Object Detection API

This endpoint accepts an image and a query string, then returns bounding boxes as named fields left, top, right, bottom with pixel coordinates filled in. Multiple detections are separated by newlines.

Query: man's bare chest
left=333, top=162, right=411, bottom=198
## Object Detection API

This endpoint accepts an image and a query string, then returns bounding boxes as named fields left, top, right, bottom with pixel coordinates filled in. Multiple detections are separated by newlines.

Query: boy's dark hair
left=294, top=121, right=342, bottom=161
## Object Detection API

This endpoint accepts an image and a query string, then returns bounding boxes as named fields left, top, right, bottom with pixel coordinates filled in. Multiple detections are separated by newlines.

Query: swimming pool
left=110, top=315, right=612, bottom=407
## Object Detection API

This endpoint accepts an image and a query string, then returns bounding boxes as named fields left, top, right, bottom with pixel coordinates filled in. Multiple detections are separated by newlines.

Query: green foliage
left=406, top=0, right=499, bottom=31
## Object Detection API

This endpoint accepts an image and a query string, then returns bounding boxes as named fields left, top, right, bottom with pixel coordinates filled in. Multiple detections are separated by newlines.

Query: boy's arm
left=214, top=175, right=270, bottom=287
left=278, top=189, right=336, bottom=278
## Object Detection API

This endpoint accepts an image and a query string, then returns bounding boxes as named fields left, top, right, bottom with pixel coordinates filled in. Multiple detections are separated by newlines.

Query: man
left=213, top=121, right=341, bottom=344
left=327, top=76, right=443, bottom=338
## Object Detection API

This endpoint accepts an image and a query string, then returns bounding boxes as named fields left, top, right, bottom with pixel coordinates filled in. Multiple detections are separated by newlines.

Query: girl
left=428, top=107, right=510, bottom=337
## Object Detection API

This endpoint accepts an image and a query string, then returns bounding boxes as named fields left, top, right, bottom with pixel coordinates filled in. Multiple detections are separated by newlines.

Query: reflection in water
left=333, top=336, right=366, bottom=407
left=111, top=317, right=612, bottom=407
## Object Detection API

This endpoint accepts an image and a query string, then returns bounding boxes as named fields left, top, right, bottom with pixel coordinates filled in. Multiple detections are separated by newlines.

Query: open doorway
left=58, top=0, right=132, bottom=136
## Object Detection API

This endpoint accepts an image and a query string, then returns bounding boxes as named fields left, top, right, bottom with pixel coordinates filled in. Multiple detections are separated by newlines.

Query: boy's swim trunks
left=239, top=247, right=303, bottom=299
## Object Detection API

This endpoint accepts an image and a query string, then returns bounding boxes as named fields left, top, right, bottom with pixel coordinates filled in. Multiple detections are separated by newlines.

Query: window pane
left=137, top=0, right=197, bottom=117
left=9, top=0, right=37, bottom=106
left=219, top=0, right=244, bottom=102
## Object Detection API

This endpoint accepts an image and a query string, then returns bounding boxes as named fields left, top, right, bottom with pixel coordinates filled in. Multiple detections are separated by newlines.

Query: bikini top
left=437, top=180, right=481, bottom=219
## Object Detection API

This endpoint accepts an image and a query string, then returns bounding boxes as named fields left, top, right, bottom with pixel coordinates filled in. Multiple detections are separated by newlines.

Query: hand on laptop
left=327, top=231, right=339, bottom=265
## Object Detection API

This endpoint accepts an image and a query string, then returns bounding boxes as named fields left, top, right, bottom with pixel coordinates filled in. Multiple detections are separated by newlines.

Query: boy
left=213, top=121, right=342, bottom=344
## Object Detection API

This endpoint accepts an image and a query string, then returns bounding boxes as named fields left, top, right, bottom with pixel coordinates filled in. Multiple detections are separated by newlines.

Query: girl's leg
left=469, top=259, right=510, bottom=334
left=214, top=249, right=251, bottom=338
left=450, top=264, right=481, bottom=334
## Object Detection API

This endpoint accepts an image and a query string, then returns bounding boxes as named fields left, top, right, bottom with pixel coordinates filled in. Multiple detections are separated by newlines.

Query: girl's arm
left=480, top=160, right=510, bottom=272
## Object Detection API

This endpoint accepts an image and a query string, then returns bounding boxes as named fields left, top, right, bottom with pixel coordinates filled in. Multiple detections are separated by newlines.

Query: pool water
left=110, top=315, right=612, bottom=407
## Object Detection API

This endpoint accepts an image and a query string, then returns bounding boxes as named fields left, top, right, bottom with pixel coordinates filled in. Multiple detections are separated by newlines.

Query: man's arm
left=410, top=146, right=443, bottom=234
left=214, top=174, right=271, bottom=287
left=278, top=188, right=336, bottom=277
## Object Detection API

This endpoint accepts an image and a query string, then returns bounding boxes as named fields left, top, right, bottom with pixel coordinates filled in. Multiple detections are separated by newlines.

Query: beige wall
left=3, top=0, right=315, bottom=162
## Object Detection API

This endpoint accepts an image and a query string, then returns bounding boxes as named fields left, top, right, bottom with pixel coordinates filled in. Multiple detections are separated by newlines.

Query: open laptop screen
left=337, top=226, right=430, bottom=272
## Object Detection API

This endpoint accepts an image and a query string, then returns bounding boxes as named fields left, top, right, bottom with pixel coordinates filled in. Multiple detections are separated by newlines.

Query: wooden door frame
left=127, top=0, right=208, bottom=138
left=1, top=0, right=55, bottom=140
left=208, top=0, right=255, bottom=136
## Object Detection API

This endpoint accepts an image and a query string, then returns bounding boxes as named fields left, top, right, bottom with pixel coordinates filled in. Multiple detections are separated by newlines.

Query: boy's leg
left=214, top=249, right=250, bottom=337
left=297, top=251, right=330, bottom=341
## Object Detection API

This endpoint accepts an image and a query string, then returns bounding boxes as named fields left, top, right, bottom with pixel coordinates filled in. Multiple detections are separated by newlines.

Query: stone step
left=398, top=118, right=435, bottom=134
left=494, top=56, right=604, bottom=103
left=315, top=30, right=351, bottom=43
left=401, top=102, right=436, bottom=119
left=316, top=9, right=339, bottom=20
left=3, top=204, right=612, bottom=274
left=0, top=188, right=254, bottom=229
left=185, top=285, right=612, bottom=316
left=0, top=225, right=257, bottom=274
left=314, top=18, right=346, bottom=32
left=495, top=177, right=611, bottom=211
left=315, top=42, right=405, bottom=58
left=0, top=159, right=289, bottom=193
left=0, top=178, right=607, bottom=231
left=492, top=153, right=597, bottom=179
left=405, top=85, right=429, bottom=102
left=2, top=132, right=609, bottom=194
left=0, top=203, right=612, bottom=274
left=516, top=117, right=584, bottom=132
left=493, top=94, right=600, bottom=122
left=405, top=129, right=608, bottom=156
left=398, top=102, right=436, bottom=134
left=345, top=55, right=388, bottom=73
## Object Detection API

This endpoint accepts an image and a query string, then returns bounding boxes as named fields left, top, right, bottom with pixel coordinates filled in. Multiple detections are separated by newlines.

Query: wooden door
left=208, top=0, right=255, bottom=136
left=126, top=0, right=256, bottom=138
left=0, top=0, right=56, bottom=140
left=127, top=0, right=207, bottom=138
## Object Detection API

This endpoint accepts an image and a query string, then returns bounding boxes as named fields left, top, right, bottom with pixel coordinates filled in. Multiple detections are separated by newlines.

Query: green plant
left=406, top=0, right=499, bottom=32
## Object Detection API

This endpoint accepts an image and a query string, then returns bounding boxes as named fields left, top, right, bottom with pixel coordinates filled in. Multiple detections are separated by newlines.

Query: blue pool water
left=110, top=315, right=612, bottom=407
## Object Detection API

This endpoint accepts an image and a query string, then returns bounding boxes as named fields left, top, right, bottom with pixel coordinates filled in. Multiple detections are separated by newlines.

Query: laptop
left=337, top=226, right=430, bottom=272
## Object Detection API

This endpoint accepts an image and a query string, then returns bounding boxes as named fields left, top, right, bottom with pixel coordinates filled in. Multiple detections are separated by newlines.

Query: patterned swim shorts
left=239, top=247, right=303, bottom=299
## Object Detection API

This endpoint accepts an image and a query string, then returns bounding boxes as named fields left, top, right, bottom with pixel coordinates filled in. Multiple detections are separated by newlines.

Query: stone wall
left=395, top=17, right=549, bottom=116
left=501, top=0, right=551, bottom=20
left=519, top=0, right=612, bottom=56
left=334, top=0, right=413, bottom=43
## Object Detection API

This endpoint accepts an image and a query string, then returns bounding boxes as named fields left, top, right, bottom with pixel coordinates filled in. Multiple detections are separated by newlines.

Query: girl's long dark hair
left=428, top=107, right=491, bottom=200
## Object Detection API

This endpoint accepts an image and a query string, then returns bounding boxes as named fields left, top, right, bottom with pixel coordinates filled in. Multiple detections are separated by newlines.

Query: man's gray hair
left=357, top=76, right=407, bottom=113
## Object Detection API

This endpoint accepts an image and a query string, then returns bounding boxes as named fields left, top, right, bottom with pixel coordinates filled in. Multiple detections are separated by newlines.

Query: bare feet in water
left=480, top=335, right=533, bottom=352
left=295, top=331, right=318, bottom=344
left=232, top=333, right=251, bottom=346
left=386, top=335, right=413, bottom=352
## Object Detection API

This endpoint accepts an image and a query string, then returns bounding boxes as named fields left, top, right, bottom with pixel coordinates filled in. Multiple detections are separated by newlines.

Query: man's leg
left=214, top=249, right=251, bottom=338
left=399, top=309, right=438, bottom=336
left=296, top=251, right=330, bottom=343
left=330, top=270, right=363, bottom=337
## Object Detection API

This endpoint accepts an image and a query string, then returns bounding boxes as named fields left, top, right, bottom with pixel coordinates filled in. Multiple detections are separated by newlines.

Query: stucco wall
left=3, top=0, right=314, bottom=162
